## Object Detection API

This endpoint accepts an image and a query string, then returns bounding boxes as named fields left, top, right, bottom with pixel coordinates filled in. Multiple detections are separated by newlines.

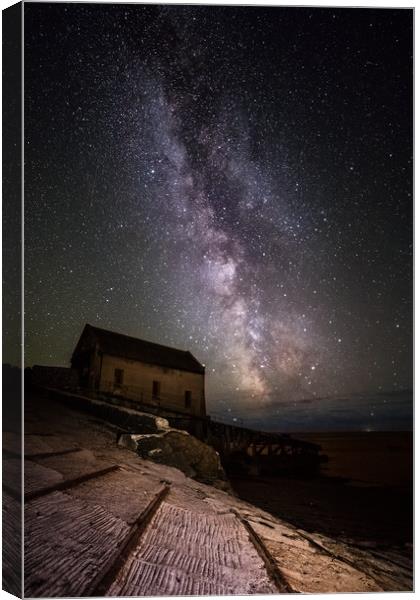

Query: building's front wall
left=99, top=353, right=206, bottom=417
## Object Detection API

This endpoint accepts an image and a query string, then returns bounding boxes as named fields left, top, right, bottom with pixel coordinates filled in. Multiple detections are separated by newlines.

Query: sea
left=293, top=431, right=413, bottom=488
left=230, top=431, right=413, bottom=545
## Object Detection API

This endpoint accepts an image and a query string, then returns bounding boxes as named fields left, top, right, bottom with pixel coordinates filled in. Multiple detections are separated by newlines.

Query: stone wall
left=99, top=353, right=206, bottom=417
left=31, top=365, right=79, bottom=390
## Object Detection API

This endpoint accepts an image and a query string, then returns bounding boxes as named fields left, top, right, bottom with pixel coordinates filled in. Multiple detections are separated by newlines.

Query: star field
left=23, top=4, right=413, bottom=430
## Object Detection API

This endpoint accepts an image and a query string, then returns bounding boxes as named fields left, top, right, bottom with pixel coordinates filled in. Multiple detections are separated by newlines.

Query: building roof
left=73, top=324, right=205, bottom=374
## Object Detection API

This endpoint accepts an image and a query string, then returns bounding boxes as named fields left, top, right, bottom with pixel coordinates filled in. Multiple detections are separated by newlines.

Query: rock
left=119, top=429, right=227, bottom=485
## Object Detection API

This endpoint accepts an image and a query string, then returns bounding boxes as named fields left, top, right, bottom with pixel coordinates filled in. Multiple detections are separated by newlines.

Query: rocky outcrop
left=38, top=387, right=228, bottom=488
left=119, top=429, right=228, bottom=487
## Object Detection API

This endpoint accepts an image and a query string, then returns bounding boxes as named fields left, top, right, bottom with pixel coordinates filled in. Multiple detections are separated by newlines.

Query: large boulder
left=119, top=429, right=227, bottom=485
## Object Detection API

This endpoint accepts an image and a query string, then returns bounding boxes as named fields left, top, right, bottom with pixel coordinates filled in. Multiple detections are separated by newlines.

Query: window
left=114, top=368, right=124, bottom=387
left=152, top=380, right=161, bottom=398
left=185, top=390, right=192, bottom=409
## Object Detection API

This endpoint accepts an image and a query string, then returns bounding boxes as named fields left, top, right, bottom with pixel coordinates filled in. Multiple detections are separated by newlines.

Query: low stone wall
left=31, top=366, right=79, bottom=390
left=39, top=386, right=228, bottom=488
left=40, top=386, right=169, bottom=433
left=93, top=391, right=209, bottom=440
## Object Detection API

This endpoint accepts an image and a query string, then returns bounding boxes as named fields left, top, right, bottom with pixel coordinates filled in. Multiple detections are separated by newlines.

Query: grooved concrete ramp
left=107, top=501, right=277, bottom=596
left=25, top=491, right=130, bottom=598
left=2, top=492, right=22, bottom=597
left=20, top=393, right=413, bottom=596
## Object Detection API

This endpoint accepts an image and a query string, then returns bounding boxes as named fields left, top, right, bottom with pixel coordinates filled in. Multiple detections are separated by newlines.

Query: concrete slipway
left=3, top=393, right=412, bottom=596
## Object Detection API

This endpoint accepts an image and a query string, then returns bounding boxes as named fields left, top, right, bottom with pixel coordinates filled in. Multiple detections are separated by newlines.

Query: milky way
left=21, top=5, right=413, bottom=430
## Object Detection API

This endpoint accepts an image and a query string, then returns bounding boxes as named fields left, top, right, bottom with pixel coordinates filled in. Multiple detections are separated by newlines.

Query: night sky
left=23, top=4, right=413, bottom=431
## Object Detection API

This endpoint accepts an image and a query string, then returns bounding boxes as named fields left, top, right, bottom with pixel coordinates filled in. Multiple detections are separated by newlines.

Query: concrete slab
left=67, top=466, right=167, bottom=525
left=25, top=491, right=129, bottom=598
left=106, top=501, right=277, bottom=596
left=21, top=392, right=412, bottom=596
left=2, top=492, right=22, bottom=597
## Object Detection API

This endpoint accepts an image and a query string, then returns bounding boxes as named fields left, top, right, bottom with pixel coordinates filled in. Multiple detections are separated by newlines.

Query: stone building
left=31, top=365, right=79, bottom=389
left=71, top=324, right=206, bottom=418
